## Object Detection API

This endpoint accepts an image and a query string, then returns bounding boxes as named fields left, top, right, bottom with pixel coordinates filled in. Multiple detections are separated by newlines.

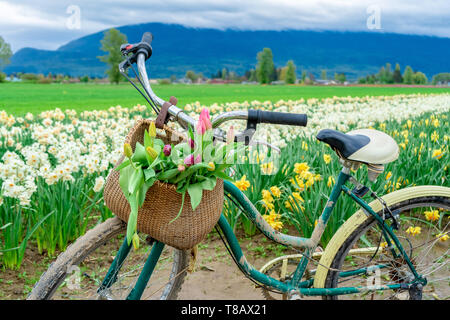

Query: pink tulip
left=178, top=164, right=185, bottom=172
left=163, top=144, right=172, bottom=156
left=196, top=108, right=212, bottom=134
left=188, top=138, right=195, bottom=149
left=184, top=154, right=194, bottom=166
left=227, top=125, right=235, bottom=143
left=196, top=118, right=206, bottom=135
left=194, top=154, right=202, bottom=164
left=201, top=108, right=212, bottom=130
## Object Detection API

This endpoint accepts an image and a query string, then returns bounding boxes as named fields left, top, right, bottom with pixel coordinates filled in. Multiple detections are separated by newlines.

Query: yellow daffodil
left=270, top=186, right=282, bottom=198
left=234, top=175, right=250, bottom=191
left=431, top=131, right=439, bottom=142
left=263, top=211, right=283, bottom=231
left=294, top=162, right=309, bottom=174
left=424, top=210, right=440, bottom=222
left=385, top=171, right=392, bottom=180
left=327, top=176, right=335, bottom=188
left=436, top=233, right=449, bottom=242
left=262, top=189, right=274, bottom=203
left=323, top=154, right=332, bottom=164
left=432, top=149, right=444, bottom=160
left=406, top=226, right=421, bottom=236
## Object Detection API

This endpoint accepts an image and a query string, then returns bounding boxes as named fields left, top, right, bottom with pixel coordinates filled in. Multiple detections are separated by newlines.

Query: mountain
left=5, top=23, right=450, bottom=80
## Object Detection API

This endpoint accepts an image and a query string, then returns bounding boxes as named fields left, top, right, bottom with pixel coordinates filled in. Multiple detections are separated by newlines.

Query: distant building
left=5, top=76, right=22, bottom=82
left=173, top=77, right=192, bottom=84
left=315, top=79, right=336, bottom=85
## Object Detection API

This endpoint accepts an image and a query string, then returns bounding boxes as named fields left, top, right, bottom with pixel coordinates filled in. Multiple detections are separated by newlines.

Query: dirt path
left=1, top=229, right=315, bottom=300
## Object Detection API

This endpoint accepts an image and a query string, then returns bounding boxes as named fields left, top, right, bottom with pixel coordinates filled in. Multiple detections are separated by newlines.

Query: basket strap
left=155, top=96, right=178, bottom=129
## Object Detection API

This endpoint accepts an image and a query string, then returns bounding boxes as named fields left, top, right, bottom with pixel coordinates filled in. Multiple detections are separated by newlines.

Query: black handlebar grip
left=141, top=32, right=153, bottom=46
left=248, top=109, right=307, bottom=127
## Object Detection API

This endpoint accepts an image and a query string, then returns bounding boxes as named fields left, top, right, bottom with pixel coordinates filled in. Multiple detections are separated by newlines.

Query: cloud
left=1, top=0, right=449, bottom=52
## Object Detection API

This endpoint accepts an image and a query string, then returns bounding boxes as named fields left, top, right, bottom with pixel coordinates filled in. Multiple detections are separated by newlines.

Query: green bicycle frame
left=99, top=168, right=422, bottom=299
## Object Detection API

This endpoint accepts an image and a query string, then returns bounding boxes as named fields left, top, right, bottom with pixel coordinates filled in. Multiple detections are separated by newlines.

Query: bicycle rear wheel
left=28, top=217, right=189, bottom=300
left=322, top=192, right=449, bottom=300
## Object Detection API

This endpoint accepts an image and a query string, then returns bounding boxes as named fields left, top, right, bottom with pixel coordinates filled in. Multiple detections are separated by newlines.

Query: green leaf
left=132, top=142, right=147, bottom=165
left=213, top=171, right=233, bottom=181
left=188, top=125, right=194, bottom=140
left=128, top=167, right=144, bottom=194
left=119, top=165, right=134, bottom=197
left=201, top=177, right=217, bottom=191
left=115, top=159, right=130, bottom=171
left=144, top=129, right=152, bottom=149
left=187, top=183, right=203, bottom=210
left=154, top=139, right=165, bottom=149
left=149, top=158, right=163, bottom=169
left=143, top=167, right=155, bottom=180
left=137, top=178, right=155, bottom=207
left=158, top=168, right=179, bottom=180
left=126, top=193, right=139, bottom=245
left=169, top=191, right=186, bottom=224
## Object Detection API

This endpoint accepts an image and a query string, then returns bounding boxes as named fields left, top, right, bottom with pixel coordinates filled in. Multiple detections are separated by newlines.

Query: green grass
left=1, top=82, right=449, bottom=116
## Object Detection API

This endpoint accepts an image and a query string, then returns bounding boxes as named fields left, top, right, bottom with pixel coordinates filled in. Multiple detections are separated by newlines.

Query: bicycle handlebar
left=249, top=110, right=307, bottom=127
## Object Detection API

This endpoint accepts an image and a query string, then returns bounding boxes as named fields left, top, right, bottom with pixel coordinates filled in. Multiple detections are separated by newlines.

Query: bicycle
left=28, top=32, right=450, bottom=300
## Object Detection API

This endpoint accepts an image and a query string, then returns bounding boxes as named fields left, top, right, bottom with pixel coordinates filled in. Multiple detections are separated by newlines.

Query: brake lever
left=213, top=128, right=280, bottom=154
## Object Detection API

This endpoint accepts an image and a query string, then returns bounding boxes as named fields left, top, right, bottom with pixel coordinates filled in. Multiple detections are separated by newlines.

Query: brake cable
left=120, top=54, right=160, bottom=115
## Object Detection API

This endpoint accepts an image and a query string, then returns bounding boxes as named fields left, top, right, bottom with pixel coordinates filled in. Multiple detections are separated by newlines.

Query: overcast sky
left=1, top=0, right=449, bottom=52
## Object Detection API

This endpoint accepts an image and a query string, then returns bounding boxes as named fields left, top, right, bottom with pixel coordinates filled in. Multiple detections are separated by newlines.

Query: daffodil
left=406, top=226, right=421, bottom=236
left=323, top=154, right=332, bottom=164
left=262, top=189, right=274, bottom=203
left=435, top=233, right=449, bottom=242
left=234, top=175, right=250, bottom=191
left=424, top=210, right=440, bottom=221
left=327, top=176, right=335, bottom=188
left=270, top=186, right=282, bottom=198
left=294, top=162, right=309, bottom=174
left=263, top=210, right=283, bottom=231
left=432, top=149, right=444, bottom=160
left=431, top=131, right=439, bottom=142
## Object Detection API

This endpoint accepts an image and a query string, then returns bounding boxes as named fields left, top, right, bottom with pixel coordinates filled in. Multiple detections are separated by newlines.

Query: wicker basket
left=104, top=119, right=224, bottom=250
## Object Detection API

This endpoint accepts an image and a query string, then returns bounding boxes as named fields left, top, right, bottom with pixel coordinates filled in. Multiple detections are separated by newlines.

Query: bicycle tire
left=313, top=186, right=450, bottom=300
left=27, top=217, right=189, bottom=300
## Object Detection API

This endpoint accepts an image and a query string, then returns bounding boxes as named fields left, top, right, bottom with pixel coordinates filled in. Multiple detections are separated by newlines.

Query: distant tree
left=0, top=36, right=12, bottom=70
left=431, top=72, right=450, bottom=85
left=249, top=69, right=257, bottom=82
left=185, top=70, right=198, bottom=83
left=256, top=48, right=275, bottom=84
left=321, top=69, right=327, bottom=80
left=413, top=72, right=428, bottom=84
left=301, top=71, right=307, bottom=83
left=0, top=72, right=6, bottom=83
left=269, top=65, right=278, bottom=82
left=221, top=68, right=228, bottom=80
left=393, top=63, right=402, bottom=83
left=367, top=74, right=376, bottom=84
left=334, top=72, right=346, bottom=84
left=80, top=75, right=89, bottom=83
left=20, top=73, right=38, bottom=82
left=170, top=75, right=177, bottom=82
left=285, top=60, right=297, bottom=84
left=98, top=28, right=128, bottom=84
left=402, top=66, right=414, bottom=84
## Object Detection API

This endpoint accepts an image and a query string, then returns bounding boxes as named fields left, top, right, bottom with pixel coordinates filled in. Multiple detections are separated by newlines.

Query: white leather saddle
left=316, top=128, right=399, bottom=165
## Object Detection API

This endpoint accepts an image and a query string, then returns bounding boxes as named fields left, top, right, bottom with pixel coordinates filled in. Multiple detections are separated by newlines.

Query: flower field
left=0, top=93, right=449, bottom=270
